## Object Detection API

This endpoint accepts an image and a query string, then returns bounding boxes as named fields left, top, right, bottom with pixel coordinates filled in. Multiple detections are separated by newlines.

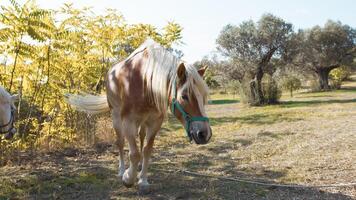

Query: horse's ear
left=177, top=63, right=186, bottom=81
left=197, top=66, right=208, bottom=77
left=11, top=94, right=19, bottom=102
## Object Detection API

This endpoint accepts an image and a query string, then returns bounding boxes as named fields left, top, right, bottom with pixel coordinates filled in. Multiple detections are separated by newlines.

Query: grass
left=209, top=99, right=240, bottom=105
left=1, top=77, right=356, bottom=199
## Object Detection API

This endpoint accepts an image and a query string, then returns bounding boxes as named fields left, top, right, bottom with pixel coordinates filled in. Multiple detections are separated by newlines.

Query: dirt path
left=1, top=78, right=356, bottom=200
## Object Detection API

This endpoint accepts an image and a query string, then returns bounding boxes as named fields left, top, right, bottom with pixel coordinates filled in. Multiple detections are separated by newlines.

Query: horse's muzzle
left=190, top=127, right=212, bottom=145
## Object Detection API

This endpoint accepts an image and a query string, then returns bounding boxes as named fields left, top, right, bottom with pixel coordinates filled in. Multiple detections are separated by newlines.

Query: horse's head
left=170, top=63, right=212, bottom=144
left=0, top=91, right=18, bottom=139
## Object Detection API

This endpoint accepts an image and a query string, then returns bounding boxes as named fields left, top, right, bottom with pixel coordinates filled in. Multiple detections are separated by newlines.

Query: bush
left=204, top=70, right=220, bottom=89
left=237, top=74, right=281, bottom=105
left=262, top=74, right=282, bottom=104
left=280, top=76, right=302, bottom=97
left=329, top=79, right=342, bottom=89
left=329, top=67, right=351, bottom=89
left=237, top=74, right=255, bottom=105
left=308, top=79, right=321, bottom=92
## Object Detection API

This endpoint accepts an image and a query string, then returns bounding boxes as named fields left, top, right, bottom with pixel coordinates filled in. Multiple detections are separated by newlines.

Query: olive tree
left=280, top=76, right=302, bottom=97
left=216, top=14, right=293, bottom=105
left=292, top=21, right=355, bottom=90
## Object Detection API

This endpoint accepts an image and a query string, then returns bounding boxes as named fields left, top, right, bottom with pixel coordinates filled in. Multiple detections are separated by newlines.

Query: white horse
left=0, top=86, right=18, bottom=139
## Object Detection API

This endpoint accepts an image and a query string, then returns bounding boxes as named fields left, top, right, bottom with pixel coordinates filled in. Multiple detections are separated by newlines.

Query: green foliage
left=280, top=76, right=302, bottom=97
left=237, top=74, right=255, bottom=105
left=0, top=0, right=182, bottom=159
left=193, top=56, right=227, bottom=90
left=236, top=74, right=282, bottom=105
left=262, top=74, right=282, bottom=104
left=216, top=13, right=293, bottom=105
left=203, top=70, right=219, bottom=89
left=329, top=66, right=352, bottom=89
left=291, top=21, right=355, bottom=90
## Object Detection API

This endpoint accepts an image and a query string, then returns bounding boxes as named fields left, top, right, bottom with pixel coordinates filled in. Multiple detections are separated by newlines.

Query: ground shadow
left=210, top=112, right=302, bottom=126
left=280, top=98, right=356, bottom=108
left=339, top=86, right=356, bottom=93
left=258, top=130, right=296, bottom=139
left=297, top=86, right=356, bottom=97
left=0, top=151, right=118, bottom=200
left=209, top=99, right=240, bottom=105
left=143, top=153, right=354, bottom=200
left=295, top=95, right=334, bottom=98
left=1, top=147, right=354, bottom=200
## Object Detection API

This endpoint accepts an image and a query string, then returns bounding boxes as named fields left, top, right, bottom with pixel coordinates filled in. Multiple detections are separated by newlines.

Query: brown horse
left=66, top=39, right=212, bottom=192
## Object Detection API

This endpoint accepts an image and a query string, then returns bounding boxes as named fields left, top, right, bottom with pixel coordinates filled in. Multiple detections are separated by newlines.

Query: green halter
left=170, top=76, right=209, bottom=141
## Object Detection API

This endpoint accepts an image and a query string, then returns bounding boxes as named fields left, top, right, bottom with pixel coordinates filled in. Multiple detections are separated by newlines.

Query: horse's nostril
left=197, top=131, right=204, bottom=139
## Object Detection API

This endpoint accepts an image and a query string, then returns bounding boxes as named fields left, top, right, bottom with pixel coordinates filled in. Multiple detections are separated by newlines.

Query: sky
left=2, top=0, right=356, bottom=63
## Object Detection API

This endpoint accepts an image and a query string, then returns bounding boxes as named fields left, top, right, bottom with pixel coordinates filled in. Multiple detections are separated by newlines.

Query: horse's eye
left=182, top=95, right=189, bottom=101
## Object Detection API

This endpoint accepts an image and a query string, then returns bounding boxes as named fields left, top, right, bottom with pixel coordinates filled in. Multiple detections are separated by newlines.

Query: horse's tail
left=64, top=93, right=110, bottom=115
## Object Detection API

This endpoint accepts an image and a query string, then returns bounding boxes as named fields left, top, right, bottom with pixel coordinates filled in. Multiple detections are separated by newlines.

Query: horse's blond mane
left=138, top=39, right=209, bottom=116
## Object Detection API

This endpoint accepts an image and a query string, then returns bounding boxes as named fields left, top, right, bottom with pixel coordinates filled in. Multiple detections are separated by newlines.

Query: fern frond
left=27, top=26, right=46, bottom=42
left=9, top=0, right=21, bottom=13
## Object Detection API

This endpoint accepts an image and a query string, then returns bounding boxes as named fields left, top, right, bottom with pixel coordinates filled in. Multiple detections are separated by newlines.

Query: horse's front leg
left=112, top=111, right=125, bottom=178
left=122, top=120, right=140, bottom=188
left=138, top=116, right=164, bottom=193
left=138, top=126, right=146, bottom=169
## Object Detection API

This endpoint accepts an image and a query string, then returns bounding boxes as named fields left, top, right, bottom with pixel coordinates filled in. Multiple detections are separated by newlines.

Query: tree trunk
left=8, top=48, right=20, bottom=92
left=251, top=47, right=276, bottom=105
left=8, top=36, right=23, bottom=92
left=290, top=87, right=293, bottom=97
left=316, top=69, right=331, bottom=91
left=249, top=67, right=264, bottom=105
left=246, top=48, right=277, bottom=106
left=255, top=67, right=264, bottom=104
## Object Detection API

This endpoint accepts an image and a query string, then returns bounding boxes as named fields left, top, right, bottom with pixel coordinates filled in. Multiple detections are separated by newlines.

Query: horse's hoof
left=138, top=182, right=151, bottom=195
left=123, top=180, right=134, bottom=188
left=122, top=170, right=134, bottom=188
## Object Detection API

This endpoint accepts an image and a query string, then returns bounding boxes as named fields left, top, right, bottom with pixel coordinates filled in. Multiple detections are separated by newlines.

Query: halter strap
left=170, top=76, right=209, bottom=141
left=0, top=108, right=15, bottom=135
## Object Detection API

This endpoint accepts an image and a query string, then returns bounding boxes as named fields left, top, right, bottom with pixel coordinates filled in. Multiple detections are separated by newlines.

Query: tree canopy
left=216, top=14, right=293, bottom=105
left=291, top=20, right=356, bottom=90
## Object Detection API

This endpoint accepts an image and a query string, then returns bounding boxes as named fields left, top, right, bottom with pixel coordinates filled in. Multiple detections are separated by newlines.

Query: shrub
left=309, top=79, right=321, bottom=92
left=262, top=74, right=282, bottom=104
left=204, top=70, right=220, bottom=89
left=280, top=76, right=302, bottom=97
left=237, top=74, right=281, bottom=105
left=329, top=67, right=351, bottom=89
left=237, top=74, right=255, bottom=105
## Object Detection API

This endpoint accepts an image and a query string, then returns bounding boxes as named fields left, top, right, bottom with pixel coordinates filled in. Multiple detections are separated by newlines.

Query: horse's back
left=106, top=52, right=154, bottom=118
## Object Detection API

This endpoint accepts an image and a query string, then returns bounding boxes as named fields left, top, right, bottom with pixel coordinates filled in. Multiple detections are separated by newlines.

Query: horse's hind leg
left=112, top=111, right=125, bottom=178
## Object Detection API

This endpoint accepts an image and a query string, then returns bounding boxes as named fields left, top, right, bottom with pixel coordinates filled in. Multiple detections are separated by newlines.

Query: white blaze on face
left=192, top=83, right=207, bottom=117
left=191, top=83, right=212, bottom=140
